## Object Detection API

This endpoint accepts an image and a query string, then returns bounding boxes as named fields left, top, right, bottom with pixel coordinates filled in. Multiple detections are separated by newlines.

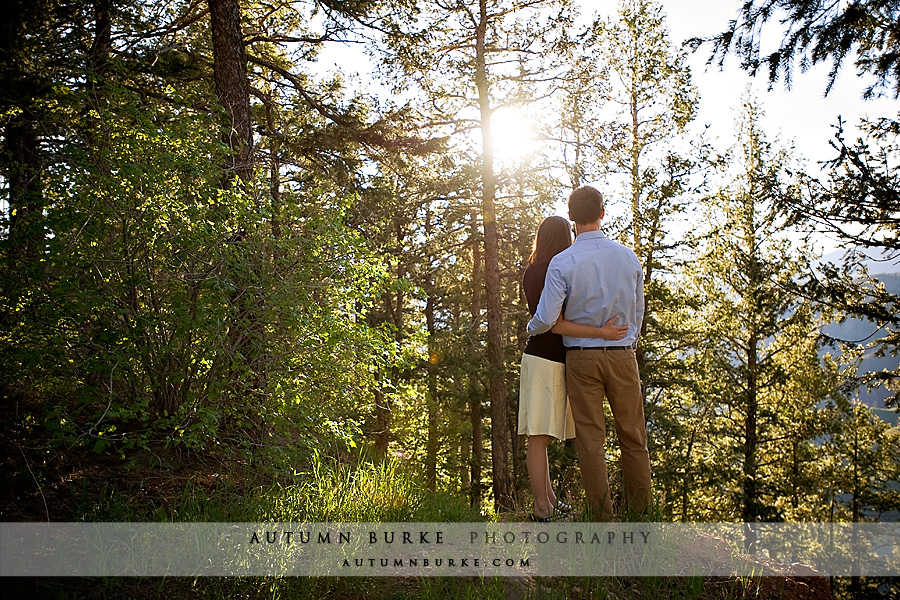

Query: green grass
left=70, top=450, right=483, bottom=524
left=22, top=451, right=498, bottom=599
left=15, top=450, right=860, bottom=600
left=254, top=452, right=482, bottom=523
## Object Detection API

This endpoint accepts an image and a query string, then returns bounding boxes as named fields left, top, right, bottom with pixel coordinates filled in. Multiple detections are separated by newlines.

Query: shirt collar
left=574, top=230, right=607, bottom=241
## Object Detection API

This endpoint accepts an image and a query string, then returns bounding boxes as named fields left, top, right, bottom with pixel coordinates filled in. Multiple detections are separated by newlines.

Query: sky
left=312, top=0, right=894, bottom=166
left=652, top=0, right=895, bottom=169
left=578, top=0, right=896, bottom=264
left=312, top=0, right=897, bottom=264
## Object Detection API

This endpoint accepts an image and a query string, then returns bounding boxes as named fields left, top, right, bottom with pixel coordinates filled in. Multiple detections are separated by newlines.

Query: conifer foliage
left=0, top=0, right=896, bottom=531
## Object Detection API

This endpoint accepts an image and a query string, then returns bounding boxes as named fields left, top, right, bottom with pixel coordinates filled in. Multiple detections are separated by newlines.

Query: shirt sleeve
left=526, top=258, right=567, bottom=336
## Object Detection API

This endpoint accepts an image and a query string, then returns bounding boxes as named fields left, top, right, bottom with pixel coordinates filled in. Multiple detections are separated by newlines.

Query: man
left=527, top=185, right=651, bottom=520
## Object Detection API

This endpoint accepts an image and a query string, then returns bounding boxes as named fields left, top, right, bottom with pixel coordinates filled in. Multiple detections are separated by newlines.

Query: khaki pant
left=566, top=347, right=651, bottom=520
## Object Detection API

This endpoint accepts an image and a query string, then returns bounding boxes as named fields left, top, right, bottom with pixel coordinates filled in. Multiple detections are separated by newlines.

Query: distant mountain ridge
left=820, top=271, right=900, bottom=410
left=819, top=247, right=900, bottom=275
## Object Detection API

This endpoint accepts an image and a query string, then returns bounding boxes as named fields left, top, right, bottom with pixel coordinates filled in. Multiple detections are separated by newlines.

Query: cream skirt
left=518, top=353, right=576, bottom=440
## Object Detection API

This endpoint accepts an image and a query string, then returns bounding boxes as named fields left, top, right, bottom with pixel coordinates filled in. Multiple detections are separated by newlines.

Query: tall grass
left=72, top=450, right=483, bottom=523
left=255, top=452, right=483, bottom=522
left=38, top=453, right=817, bottom=599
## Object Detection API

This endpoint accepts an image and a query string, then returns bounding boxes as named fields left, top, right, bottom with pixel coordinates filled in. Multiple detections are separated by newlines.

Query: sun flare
left=488, top=108, right=540, bottom=164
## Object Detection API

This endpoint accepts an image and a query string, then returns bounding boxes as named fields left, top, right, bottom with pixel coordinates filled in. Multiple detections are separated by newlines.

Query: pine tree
left=374, top=0, right=573, bottom=512
left=696, top=0, right=900, bottom=98
left=821, top=396, right=900, bottom=522
left=0, top=0, right=418, bottom=454
left=557, top=1, right=708, bottom=514
left=696, top=0, right=900, bottom=410
left=684, top=98, right=839, bottom=538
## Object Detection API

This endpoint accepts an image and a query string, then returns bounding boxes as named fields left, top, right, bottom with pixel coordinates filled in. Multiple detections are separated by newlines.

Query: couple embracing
left=519, top=185, right=652, bottom=522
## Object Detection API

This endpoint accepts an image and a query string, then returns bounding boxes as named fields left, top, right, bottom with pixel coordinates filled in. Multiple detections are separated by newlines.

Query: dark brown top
left=523, top=262, right=566, bottom=364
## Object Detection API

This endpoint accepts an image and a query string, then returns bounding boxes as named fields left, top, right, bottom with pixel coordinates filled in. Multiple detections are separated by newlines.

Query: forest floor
left=0, top=408, right=873, bottom=599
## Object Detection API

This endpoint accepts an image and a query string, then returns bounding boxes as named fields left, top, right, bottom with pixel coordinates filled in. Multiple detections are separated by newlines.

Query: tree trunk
left=741, top=127, right=761, bottom=550
left=425, top=293, right=439, bottom=489
left=469, top=215, right=484, bottom=508
left=629, top=68, right=651, bottom=379
left=207, top=0, right=264, bottom=422
left=208, top=0, right=253, bottom=182
left=469, top=375, right=484, bottom=508
left=630, top=79, right=642, bottom=256
left=459, top=426, right=470, bottom=491
left=90, top=0, right=112, bottom=75
left=475, top=0, right=513, bottom=513
left=682, top=427, right=696, bottom=522
left=743, top=337, right=759, bottom=551
left=4, top=119, right=43, bottom=264
left=373, top=386, right=391, bottom=456
left=369, top=296, right=395, bottom=457
left=424, top=204, right=439, bottom=489
left=269, top=138, right=283, bottom=262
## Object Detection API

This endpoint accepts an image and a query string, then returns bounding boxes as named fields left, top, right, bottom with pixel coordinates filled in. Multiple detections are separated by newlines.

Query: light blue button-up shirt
left=526, top=230, right=644, bottom=348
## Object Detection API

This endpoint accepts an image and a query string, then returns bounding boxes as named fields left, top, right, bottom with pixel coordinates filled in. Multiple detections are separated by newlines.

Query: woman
left=519, top=215, right=627, bottom=521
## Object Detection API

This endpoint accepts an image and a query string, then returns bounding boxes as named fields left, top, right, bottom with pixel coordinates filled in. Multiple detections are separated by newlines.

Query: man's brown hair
left=568, top=185, right=605, bottom=225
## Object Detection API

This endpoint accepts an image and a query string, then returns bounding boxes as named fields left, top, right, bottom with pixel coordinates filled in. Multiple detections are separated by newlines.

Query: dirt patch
left=0, top=401, right=253, bottom=522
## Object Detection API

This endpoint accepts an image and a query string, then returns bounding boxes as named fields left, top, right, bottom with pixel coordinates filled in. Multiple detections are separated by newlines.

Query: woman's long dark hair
left=528, top=215, right=572, bottom=265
